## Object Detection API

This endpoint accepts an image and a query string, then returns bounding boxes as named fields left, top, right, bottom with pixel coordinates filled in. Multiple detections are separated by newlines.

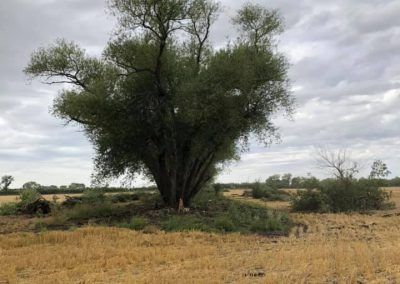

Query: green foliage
left=25, top=0, right=293, bottom=207
left=110, top=193, right=140, bottom=203
left=213, top=183, right=223, bottom=196
left=0, top=202, right=19, bottom=216
left=250, top=217, right=285, bottom=232
left=116, top=216, right=150, bottom=230
left=291, top=179, right=393, bottom=213
left=250, top=182, right=290, bottom=201
left=224, top=202, right=291, bottom=233
left=214, top=216, right=236, bottom=232
left=162, top=215, right=213, bottom=232
left=265, top=175, right=281, bottom=189
left=290, top=190, right=329, bottom=213
left=81, top=190, right=106, bottom=203
left=22, top=181, right=41, bottom=191
left=68, top=183, right=86, bottom=190
left=19, top=188, right=41, bottom=205
left=129, top=217, right=149, bottom=230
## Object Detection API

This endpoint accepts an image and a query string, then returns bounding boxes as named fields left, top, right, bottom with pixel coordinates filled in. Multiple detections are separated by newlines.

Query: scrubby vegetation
left=0, top=188, right=51, bottom=216
left=55, top=189, right=291, bottom=234
left=243, top=182, right=290, bottom=201
left=0, top=187, right=292, bottom=235
left=291, top=179, right=394, bottom=213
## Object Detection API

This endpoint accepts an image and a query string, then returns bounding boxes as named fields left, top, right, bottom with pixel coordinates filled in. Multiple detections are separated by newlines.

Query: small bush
left=0, top=202, right=19, bottom=215
left=250, top=218, right=284, bottom=232
left=224, top=202, right=291, bottom=233
left=110, top=193, right=140, bottom=203
left=214, top=216, right=236, bottom=232
left=81, top=190, right=106, bottom=204
left=62, top=203, right=122, bottom=220
left=19, top=188, right=41, bottom=205
left=250, top=183, right=290, bottom=201
left=129, top=217, right=148, bottom=230
left=290, top=189, right=329, bottom=212
left=162, top=215, right=213, bottom=232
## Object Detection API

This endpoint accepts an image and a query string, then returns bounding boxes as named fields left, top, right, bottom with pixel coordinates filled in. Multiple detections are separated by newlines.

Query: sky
left=0, top=0, right=399, bottom=187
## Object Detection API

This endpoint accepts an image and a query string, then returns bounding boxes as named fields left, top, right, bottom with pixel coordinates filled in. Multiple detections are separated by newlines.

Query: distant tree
left=25, top=0, right=293, bottom=208
left=1, top=175, right=14, bottom=191
left=369, top=160, right=391, bottom=179
left=266, top=174, right=281, bottom=189
left=41, top=185, right=59, bottom=191
left=22, top=181, right=41, bottom=190
left=302, top=174, right=320, bottom=190
left=389, top=177, right=400, bottom=187
left=291, top=176, right=301, bottom=188
left=281, top=173, right=292, bottom=188
left=69, top=183, right=86, bottom=190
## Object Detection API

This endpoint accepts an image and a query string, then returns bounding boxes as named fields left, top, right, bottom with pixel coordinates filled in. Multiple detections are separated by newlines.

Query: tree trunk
left=152, top=156, right=213, bottom=209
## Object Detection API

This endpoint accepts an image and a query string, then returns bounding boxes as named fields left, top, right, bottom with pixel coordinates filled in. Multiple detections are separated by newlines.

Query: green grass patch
left=0, top=202, right=19, bottom=216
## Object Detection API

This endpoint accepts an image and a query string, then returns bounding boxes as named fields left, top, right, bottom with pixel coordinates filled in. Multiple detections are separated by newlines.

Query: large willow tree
left=25, top=0, right=293, bottom=208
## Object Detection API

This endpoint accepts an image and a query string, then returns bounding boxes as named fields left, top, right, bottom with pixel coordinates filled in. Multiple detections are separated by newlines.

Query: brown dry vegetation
left=1, top=189, right=400, bottom=283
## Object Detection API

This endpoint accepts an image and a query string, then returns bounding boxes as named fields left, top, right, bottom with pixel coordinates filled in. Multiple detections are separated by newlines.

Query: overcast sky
left=1, top=0, right=399, bottom=187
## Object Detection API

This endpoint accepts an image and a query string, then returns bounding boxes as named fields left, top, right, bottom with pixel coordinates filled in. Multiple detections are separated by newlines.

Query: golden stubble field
left=0, top=193, right=113, bottom=204
left=1, top=188, right=400, bottom=283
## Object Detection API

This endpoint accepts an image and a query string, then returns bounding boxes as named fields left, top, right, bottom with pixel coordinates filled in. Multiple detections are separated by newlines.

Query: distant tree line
left=0, top=177, right=156, bottom=195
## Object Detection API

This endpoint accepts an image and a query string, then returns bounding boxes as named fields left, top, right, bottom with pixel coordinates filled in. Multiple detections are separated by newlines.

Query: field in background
left=0, top=194, right=84, bottom=204
left=0, top=192, right=135, bottom=204
left=1, top=188, right=400, bottom=283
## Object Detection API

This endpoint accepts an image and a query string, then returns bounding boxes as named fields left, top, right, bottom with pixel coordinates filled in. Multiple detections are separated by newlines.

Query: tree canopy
left=25, top=0, right=293, bottom=208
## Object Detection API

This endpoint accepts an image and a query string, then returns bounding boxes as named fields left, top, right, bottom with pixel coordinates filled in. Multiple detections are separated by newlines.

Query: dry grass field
left=1, top=189, right=400, bottom=283
left=0, top=194, right=84, bottom=204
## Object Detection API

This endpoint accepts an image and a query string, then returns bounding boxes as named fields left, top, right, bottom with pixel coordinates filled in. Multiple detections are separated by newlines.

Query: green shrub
left=129, top=217, right=148, bottom=230
left=63, top=203, right=122, bottom=220
left=225, top=202, right=291, bottom=233
left=191, top=189, right=227, bottom=211
left=291, top=179, right=392, bottom=213
left=0, top=202, right=19, bottom=215
left=214, top=216, right=236, bottom=232
left=322, top=179, right=392, bottom=212
left=290, top=189, right=329, bottom=212
left=81, top=190, right=106, bottom=204
left=19, top=188, right=41, bottom=205
left=213, top=184, right=223, bottom=196
left=250, top=218, right=284, bottom=232
left=250, top=183, right=290, bottom=201
left=162, top=215, right=213, bottom=232
left=251, top=183, right=267, bottom=199
left=110, top=193, right=140, bottom=203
